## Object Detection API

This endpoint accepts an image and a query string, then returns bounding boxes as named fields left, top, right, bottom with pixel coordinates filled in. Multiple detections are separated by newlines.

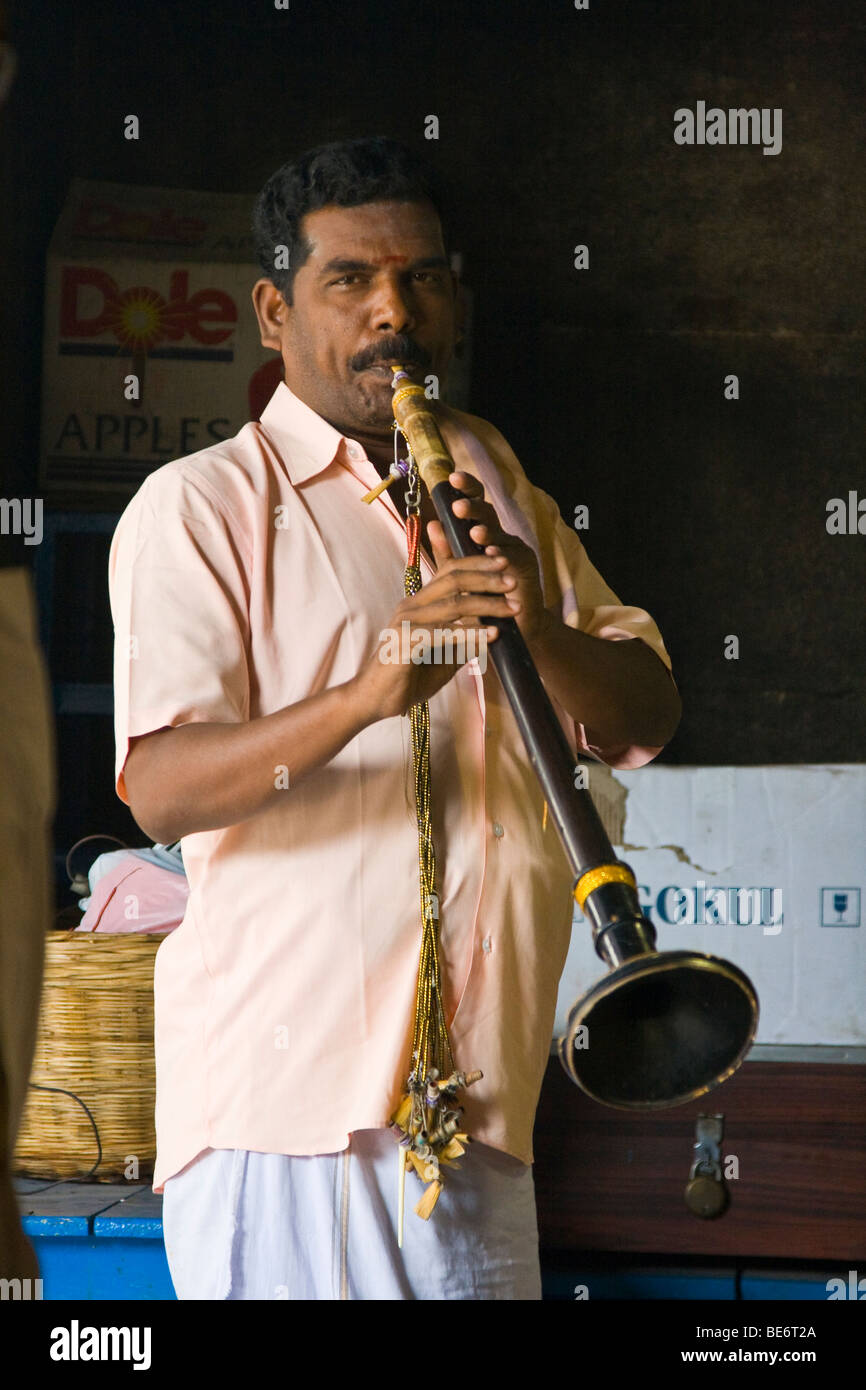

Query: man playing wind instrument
left=110, top=137, right=680, bottom=1300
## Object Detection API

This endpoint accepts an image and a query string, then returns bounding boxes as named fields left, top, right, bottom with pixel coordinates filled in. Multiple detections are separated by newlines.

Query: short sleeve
left=108, top=465, right=251, bottom=804
left=534, top=485, right=678, bottom=769
left=445, top=408, right=678, bottom=772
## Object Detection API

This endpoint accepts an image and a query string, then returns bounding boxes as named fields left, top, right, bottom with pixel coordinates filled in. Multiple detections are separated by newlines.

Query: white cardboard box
left=39, top=179, right=281, bottom=497
left=555, top=764, right=865, bottom=1047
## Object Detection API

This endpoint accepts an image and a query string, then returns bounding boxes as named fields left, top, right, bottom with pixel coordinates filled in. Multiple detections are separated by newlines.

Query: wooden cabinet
left=533, top=1059, right=866, bottom=1261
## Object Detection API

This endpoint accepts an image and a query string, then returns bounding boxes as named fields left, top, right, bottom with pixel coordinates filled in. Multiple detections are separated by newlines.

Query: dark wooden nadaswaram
left=390, top=364, right=759, bottom=1112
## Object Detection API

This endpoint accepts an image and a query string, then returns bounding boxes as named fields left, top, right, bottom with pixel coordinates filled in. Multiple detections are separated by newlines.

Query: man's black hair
left=252, top=136, right=448, bottom=302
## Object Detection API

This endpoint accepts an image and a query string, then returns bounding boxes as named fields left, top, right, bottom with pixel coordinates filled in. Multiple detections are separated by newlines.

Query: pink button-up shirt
left=109, top=381, right=676, bottom=1193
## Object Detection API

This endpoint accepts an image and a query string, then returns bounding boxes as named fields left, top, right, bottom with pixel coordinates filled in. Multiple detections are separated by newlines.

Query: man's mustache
left=350, top=336, right=432, bottom=373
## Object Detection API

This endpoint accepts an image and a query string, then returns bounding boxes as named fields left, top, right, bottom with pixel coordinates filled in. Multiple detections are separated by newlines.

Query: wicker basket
left=13, top=930, right=167, bottom=1182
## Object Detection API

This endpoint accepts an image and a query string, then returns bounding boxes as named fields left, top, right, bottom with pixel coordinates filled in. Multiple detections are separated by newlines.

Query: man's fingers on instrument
left=447, top=482, right=503, bottom=533
left=407, top=592, right=514, bottom=630
left=440, top=558, right=512, bottom=583
left=426, top=519, right=451, bottom=558
left=451, top=498, right=499, bottom=531
left=441, top=591, right=515, bottom=624
left=437, top=552, right=508, bottom=576
left=444, top=617, right=500, bottom=650
left=449, top=616, right=500, bottom=644
left=416, top=577, right=503, bottom=613
left=425, top=569, right=517, bottom=608
left=448, top=470, right=484, bottom=497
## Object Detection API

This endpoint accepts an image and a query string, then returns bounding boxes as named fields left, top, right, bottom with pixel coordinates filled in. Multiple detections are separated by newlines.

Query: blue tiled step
left=14, top=1178, right=174, bottom=1300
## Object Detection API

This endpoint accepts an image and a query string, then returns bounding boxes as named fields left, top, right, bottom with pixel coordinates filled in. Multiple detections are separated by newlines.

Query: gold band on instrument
left=574, top=862, right=637, bottom=910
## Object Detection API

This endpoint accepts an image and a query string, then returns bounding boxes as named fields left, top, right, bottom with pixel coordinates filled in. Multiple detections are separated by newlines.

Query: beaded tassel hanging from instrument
left=387, top=437, right=482, bottom=1245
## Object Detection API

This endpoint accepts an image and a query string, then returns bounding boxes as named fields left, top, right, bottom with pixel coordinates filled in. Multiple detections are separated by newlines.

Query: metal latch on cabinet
left=685, top=1114, right=729, bottom=1219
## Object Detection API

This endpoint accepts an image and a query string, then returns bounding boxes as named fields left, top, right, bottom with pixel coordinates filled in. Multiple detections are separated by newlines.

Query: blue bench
left=14, top=1178, right=175, bottom=1300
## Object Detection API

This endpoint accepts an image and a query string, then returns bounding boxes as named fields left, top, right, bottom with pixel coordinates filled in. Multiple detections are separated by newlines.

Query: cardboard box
left=40, top=178, right=277, bottom=499
left=555, top=764, right=865, bottom=1047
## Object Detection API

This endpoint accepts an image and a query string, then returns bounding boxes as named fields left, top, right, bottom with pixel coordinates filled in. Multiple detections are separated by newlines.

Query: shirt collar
left=258, top=380, right=366, bottom=485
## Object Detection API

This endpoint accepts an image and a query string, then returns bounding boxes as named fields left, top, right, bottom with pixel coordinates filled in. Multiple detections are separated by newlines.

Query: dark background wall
left=1, top=1, right=863, bottom=880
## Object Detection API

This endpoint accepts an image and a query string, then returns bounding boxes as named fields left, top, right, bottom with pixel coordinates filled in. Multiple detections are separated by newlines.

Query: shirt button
left=482, top=936, right=492, bottom=954
left=492, top=822, right=504, bottom=838
left=346, top=442, right=363, bottom=460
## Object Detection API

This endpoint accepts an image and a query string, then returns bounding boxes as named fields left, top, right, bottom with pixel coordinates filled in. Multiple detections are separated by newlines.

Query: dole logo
left=59, top=267, right=237, bottom=349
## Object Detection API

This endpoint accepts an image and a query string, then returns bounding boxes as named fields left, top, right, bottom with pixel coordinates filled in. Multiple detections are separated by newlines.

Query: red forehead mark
left=380, top=255, right=409, bottom=265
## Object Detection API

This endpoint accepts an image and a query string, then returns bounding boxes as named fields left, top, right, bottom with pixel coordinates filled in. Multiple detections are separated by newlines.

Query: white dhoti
left=161, top=1128, right=542, bottom=1300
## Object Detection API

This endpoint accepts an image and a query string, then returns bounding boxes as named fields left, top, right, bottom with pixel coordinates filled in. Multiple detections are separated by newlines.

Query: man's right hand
left=353, top=549, right=519, bottom=721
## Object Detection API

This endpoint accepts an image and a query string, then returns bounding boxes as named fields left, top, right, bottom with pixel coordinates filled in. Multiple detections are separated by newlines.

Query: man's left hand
left=426, top=471, right=550, bottom=645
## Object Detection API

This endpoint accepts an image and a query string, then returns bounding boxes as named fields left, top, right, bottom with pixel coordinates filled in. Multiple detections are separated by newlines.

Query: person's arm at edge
left=438, top=411, right=681, bottom=757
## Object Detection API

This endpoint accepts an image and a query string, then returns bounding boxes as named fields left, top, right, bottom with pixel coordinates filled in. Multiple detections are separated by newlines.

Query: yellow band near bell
left=573, top=863, right=636, bottom=909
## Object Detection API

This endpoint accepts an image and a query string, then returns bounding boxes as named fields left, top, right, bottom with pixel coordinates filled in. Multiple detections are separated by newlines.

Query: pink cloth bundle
left=76, top=855, right=188, bottom=934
